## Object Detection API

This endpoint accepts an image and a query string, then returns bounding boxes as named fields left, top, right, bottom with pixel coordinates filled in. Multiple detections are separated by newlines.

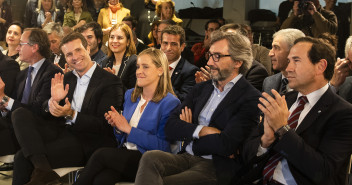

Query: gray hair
left=42, top=22, right=64, bottom=38
left=345, top=36, right=352, bottom=58
left=273, top=28, right=305, bottom=50
left=210, top=30, right=253, bottom=74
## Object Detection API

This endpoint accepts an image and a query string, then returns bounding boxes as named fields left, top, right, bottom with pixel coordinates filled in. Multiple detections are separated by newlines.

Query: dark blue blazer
left=165, top=76, right=261, bottom=184
left=115, top=89, right=180, bottom=154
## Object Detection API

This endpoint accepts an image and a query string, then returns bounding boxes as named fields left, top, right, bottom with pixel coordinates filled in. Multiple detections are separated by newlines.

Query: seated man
left=43, top=22, right=67, bottom=69
left=239, top=37, right=352, bottom=185
left=134, top=31, right=261, bottom=185
left=11, top=32, right=123, bottom=185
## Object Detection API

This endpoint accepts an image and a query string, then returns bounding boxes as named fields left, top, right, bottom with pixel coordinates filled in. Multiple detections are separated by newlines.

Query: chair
left=53, top=167, right=83, bottom=185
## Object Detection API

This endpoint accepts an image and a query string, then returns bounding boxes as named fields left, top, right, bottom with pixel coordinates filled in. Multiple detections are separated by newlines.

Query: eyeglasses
left=206, top=52, right=231, bottom=62
left=19, top=42, right=33, bottom=47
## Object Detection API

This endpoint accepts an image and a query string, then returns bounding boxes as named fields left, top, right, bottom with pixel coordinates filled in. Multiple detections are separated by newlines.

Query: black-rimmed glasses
left=206, top=52, right=231, bottom=62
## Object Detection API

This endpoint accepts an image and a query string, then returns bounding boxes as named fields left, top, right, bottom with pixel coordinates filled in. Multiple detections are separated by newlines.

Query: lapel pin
left=175, top=72, right=178, bottom=75
left=318, top=110, right=321, bottom=113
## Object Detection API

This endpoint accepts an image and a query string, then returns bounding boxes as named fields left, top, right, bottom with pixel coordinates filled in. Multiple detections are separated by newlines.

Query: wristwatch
left=274, top=125, right=291, bottom=139
left=65, top=110, right=75, bottom=121
left=0, top=95, right=9, bottom=106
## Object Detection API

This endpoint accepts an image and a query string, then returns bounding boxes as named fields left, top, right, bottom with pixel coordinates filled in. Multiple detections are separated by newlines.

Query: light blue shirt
left=6, top=58, right=46, bottom=111
left=185, top=74, right=243, bottom=159
left=67, top=62, right=97, bottom=124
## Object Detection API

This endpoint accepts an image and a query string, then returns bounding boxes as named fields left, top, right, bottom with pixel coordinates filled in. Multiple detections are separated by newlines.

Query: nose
left=268, top=49, right=274, bottom=57
left=286, top=60, right=294, bottom=72
left=207, top=55, right=215, bottom=67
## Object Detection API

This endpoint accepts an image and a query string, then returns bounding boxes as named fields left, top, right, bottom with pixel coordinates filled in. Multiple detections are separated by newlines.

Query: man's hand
left=51, top=73, right=69, bottom=102
left=195, top=66, right=211, bottom=83
left=49, top=97, right=73, bottom=117
left=180, top=106, right=192, bottom=123
left=330, top=58, right=351, bottom=88
left=104, top=67, right=116, bottom=75
left=199, top=126, right=221, bottom=137
left=258, top=90, right=290, bottom=131
left=260, top=116, right=276, bottom=148
left=105, top=106, right=132, bottom=134
left=0, top=77, right=6, bottom=99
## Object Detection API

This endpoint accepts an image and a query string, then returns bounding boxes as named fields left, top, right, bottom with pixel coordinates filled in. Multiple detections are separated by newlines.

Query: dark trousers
left=74, top=147, right=142, bottom=185
left=0, top=117, right=19, bottom=156
left=11, top=107, right=85, bottom=185
left=135, top=151, right=217, bottom=185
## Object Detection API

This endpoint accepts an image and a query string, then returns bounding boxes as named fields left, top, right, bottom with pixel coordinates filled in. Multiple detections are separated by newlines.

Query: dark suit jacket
left=240, top=88, right=352, bottom=185
left=49, top=53, right=66, bottom=69
left=262, top=72, right=283, bottom=96
left=101, top=54, right=137, bottom=91
left=171, top=57, right=198, bottom=102
left=44, top=66, right=124, bottom=157
left=244, top=60, right=269, bottom=91
left=0, top=52, right=20, bottom=96
left=337, top=76, right=352, bottom=103
left=12, top=59, right=62, bottom=116
left=165, top=76, right=261, bottom=185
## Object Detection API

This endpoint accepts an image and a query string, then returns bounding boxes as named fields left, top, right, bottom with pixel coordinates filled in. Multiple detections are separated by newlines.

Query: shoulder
left=122, top=7, right=130, bottom=13
left=43, top=60, right=63, bottom=74
left=180, top=58, right=198, bottom=71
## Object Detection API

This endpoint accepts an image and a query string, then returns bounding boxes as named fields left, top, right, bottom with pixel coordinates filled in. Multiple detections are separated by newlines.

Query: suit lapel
left=29, top=60, right=49, bottom=103
left=295, top=89, right=333, bottom=134
left=66, top=73, right=77, bottom=102
left=171, top=58, right=185, bottom=83
left=80, top=67, right=101, bottom=112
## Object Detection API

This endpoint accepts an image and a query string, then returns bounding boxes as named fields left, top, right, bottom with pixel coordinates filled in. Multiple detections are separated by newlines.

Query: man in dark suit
left=11, top=32, right=123, bottom=185
left=239, top=37, right=352, bottom=185
left=0, top=51, right=20, bottom=97
left=134, top=31, right=261, bottom=185
left=262, top=28, right=305, bottom=96
left=160, top=25, right=198, bottom=101
left=0, top=28, right=62, bottom=168
left=43, top=22, right=67, bottom=69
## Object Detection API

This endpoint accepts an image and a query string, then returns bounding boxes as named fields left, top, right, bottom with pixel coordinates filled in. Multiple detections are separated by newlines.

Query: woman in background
left=74, top=48, right=180, bottom=185
left=63, top=0, right=92, bottom=31
left=32, top=0, right=60, bottom=28
left=2, top=22, right=28, bottom=70
left=102, top=23, right=137, bottom=90
left=155, top=0, right=182, bottom=26
left=97, top=0, right=130, bottom=44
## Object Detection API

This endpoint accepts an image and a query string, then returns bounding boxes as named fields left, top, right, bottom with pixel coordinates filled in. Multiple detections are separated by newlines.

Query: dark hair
left=219, top=23, right=248, bottom=37
left=60, top=32, right=88, bottom=52
left=76, top=22, right=103, bottom=49
left=204, top=19, right=220, bottom=31
left=122, top=15, right=138, bottom=29
left=68, top=0, right=88, bottom=11
left=318, top=32, right=338, bottom=51
left=216, top=17, right=226, bottom=26
left=294, top=36, right=335, bottom=80
left=24, top=28, right=51, bottom=59
left=161, top=25, right=185, bottom=46
left=8, top=21, right=24, bottom=34
left=159, top=19, right=176, bottom=27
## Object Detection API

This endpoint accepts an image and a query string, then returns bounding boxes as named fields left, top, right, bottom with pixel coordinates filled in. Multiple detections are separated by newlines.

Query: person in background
left=23, top=0, right=38, bottom=28
left=73, top=48, right=180, bottom=185
left=101, top=23, right=137, bottom=91
left=147, top=20, right=159, bottom=48
left=97, top=0, right=130, bottom=44
left=31, top=0, right=60, bottom=28
left=2, top=22, right=29, bottom=70
left=63, top=0, right=93, bottom=32
left=76, top=22, right=107, bottom=66
left=155, top=0, right=182, bottom=26
left=277, top=0, right=294, bottom=26
left=122, top=15, right=149, bottom=54
left=43, top=22, right=67, bottom=69
left=0, top=0, right=12, bottom=41
left=87, top=0, right=105, bottom=21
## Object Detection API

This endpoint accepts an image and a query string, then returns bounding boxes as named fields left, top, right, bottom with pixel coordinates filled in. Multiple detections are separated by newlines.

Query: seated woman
left=73, top=48, right=180, bottom=185
left=102, top=23, right=137, bottom=90
left=97, top=0, right=130, bottom=44
left=31, top=0, right=60, bottom=28
left=2, top=22, right=28, bottom=70
left=63, top=0, right=92, bottom=31
left=155, top=0, right=182, bottom=26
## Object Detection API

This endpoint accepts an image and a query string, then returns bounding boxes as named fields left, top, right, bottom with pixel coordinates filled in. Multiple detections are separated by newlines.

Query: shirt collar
left=73, top=62, right=97, bottom=79
left=212, top=74, right=243, bottom=91
left=169, top=56, right=182, bottom=69
left=296, top=83, right=329, bottom=107
left=30, top=58, right=46, bottom=72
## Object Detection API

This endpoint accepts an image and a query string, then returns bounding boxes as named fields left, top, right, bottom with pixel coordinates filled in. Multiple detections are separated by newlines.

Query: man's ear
left=180, top=42, right=186, bottom=52
left=316, top=59, right=327, bottom=76
left=97, top=38, right=101, bottom=44
left=32, top=43, right=39, bottom=53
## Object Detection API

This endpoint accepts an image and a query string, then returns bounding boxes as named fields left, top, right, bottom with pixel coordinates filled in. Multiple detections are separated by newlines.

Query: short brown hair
left=294, top=37, right=335, bottom=80
left=161, top=25, right=185, bottom=46
left=24, top=28, right=51, bottom=59
left=131, top=48, right=175, bottom=103
left=60, top=32, right=88, bottom=52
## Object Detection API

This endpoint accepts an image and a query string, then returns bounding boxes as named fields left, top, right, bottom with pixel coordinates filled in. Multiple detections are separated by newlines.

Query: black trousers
left=11, top=107, right=85, bottom=185
left=74, top=147, right=142, bottom=185
left=0, top=116, right=19, bottom=156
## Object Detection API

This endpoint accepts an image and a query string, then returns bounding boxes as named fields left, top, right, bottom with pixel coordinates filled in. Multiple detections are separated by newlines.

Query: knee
left=139, top=150, right=165, bottom=167
left=11, top=107, right=29, bottom=126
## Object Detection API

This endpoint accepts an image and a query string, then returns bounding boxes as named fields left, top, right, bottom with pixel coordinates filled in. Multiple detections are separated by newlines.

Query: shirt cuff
left=6, top=98, right=14, bottom=111
left=257, top=144, right=269, bottom=156
left=71, top=110, right=78, bottom=123
left=193, top=125, right=204, bottom=139
left=329, top=82, right=338, bottom=93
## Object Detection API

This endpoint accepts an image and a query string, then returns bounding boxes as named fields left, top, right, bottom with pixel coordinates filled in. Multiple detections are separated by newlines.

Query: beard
left=209, top=65, right=233, bottom=82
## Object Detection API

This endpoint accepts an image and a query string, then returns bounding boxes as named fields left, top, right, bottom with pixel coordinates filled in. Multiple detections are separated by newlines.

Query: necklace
left=147, top=10, right=157, bottom=26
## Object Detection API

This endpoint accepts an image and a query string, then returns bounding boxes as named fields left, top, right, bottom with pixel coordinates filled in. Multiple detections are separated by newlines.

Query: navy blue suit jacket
left=165, top=76, right=261, bottom=184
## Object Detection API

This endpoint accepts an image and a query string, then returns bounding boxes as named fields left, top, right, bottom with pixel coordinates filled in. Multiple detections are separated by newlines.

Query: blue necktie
left=21, top=66, right=34, bottom=104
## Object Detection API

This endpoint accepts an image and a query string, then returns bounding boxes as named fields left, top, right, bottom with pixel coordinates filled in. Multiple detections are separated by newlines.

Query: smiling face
left=136, top=54, right=162, bottom=90
left=61, top=38, right=92, bottom=76
left=160, top=33, right=184, bottom=64
left=108, top=27, right=128, bottom=55
left=72, top=0, right=83, bottom=9
left=81, top=28, right=99, bottom=56
left=6, top=25, right=22, bottom=47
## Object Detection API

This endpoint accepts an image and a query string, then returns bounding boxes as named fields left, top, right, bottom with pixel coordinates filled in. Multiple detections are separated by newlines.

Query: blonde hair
left=36, top=0, right=56, bottom=12
left=155, top=0, right=175, bottom=18
left=107, top=23, right=137, bottom=57
left=131, top=48, right=175, bottom=103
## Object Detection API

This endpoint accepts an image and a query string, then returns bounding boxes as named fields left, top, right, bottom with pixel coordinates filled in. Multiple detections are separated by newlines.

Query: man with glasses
left=160, top=25, right=198, bottom=101
left=0, top=28, right=62, bottom=170
left=134, top=30, right=261, bottom=185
